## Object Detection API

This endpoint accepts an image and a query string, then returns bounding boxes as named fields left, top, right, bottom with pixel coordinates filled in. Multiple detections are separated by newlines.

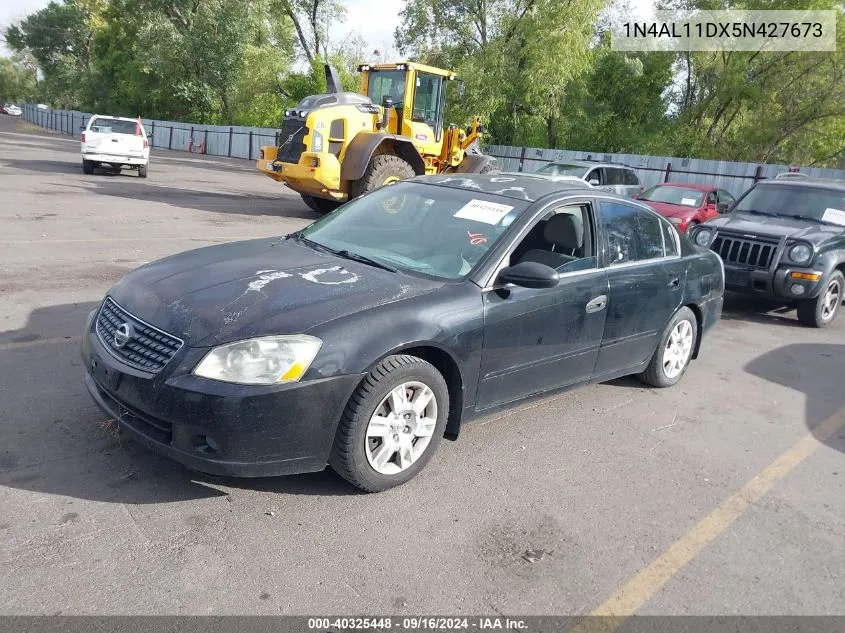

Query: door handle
left=668, top=277, right=680, bottom=289
left=586, top=295, right=607, bottom=313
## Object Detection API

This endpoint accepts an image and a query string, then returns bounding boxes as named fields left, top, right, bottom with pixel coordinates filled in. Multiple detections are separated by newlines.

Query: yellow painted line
left=0, top=336, right=82, bottom=352
left=570, top=404, right=845, bottom=633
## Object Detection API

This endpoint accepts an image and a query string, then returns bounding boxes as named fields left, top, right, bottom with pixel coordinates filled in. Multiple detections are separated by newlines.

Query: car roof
left=90, top=115, right=140, bottom=122
left=652, top=182, right=715, bottom=192
left=755, top=178, right=845, bottom=192
left=413, top=173, right=596, bottom=202
left=543, top=160, right=633, bottom=170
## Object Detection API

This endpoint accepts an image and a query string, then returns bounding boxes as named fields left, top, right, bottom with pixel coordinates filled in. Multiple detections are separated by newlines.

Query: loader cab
left=358, top=62, right=455, bottom=153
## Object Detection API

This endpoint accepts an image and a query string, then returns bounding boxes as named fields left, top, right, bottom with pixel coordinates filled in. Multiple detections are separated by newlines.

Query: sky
left=1, top=0, right=655, bottom=57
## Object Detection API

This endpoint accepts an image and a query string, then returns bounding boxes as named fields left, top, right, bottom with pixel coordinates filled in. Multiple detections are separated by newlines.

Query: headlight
left=193, top=335, right=322, bottom=385
left=694, top=228, right=713, bottom=246
left=788, top=243, right=813, bottom=265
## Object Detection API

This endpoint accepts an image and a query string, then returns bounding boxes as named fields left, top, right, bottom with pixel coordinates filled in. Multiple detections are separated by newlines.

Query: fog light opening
left=191, top=434, right=220, bottom=454
left=790, top=283, right=806, bottom=296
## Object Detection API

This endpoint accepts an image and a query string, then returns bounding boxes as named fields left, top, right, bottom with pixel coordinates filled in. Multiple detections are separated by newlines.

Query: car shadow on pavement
left=745, top=343, right=845, bottom=453
left=2, top=158, right=84, bottom=175
left=83, top=180, right=319, bottom=220
left=0, top=302, right=357, bottom=504
left=720, top=292, right=805, bottom=328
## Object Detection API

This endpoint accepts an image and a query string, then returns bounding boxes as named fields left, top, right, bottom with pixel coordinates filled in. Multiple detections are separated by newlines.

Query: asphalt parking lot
left=1, top=115, right=844, bottom=616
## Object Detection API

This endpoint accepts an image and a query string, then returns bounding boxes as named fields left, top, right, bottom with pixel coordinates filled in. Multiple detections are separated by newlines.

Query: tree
left=0, top=56, right=37, bottom=102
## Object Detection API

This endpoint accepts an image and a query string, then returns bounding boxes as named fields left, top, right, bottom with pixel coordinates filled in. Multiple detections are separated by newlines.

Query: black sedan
left=82, top=174, right=725, bottom=492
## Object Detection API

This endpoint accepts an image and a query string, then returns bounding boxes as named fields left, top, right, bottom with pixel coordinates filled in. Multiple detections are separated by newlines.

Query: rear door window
left=601, top=201, right=666, bottom=265
left=623, top=169, right=640, bottom=185
left=605, top=168, right=625, bottom=186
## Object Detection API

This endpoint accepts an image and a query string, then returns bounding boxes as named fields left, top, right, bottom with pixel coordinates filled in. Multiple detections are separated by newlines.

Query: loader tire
left=301, top=193, right=341, bottom=215
left=350, top=154, right=416, bottom=199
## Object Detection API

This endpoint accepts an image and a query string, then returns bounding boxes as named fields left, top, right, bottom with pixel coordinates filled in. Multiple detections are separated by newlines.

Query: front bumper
left=81, top=310, right=363, bottom=478
left=82, top=152, right=148, bottom=166
left=723, top=265, right=825, bottom=300
left=255, top=147, right=344, bottom=200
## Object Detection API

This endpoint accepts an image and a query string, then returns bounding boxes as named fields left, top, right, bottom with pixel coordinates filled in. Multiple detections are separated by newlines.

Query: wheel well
left=685, top=303, right=704, bottom=359
left=388, top=345, right=464, bottom=441
left=374, top=139, right=426, bottom=175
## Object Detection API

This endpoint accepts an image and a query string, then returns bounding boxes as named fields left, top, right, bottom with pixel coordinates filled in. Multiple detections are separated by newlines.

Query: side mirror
left=717, top=202, right=731, bottom=213
left=631, top=192, right=639, bottom=199
left=588, top=179, right=600, bottom=186
left=499, top=261, right=559, bottom=289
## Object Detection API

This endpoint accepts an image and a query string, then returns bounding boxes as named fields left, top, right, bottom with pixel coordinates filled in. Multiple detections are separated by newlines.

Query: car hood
left=641, top=201, right=697, bottom=218
left=707, top=212, right=842, bottom=243
left=108, top=237, right=443, bottom=347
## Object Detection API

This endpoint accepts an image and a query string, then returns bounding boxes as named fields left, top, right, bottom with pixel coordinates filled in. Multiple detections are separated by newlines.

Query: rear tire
left=350, top=154, right=415, bottom=199
left=797, top=270, right=843, bottom=328
left=82, top=160, right=94, bottom=175
left=138, top=164, right=148, bottom=179
left=638, top=306, right=698, bottom=388
left=329, top=355, right=449, bottom=492
left=300, top=193, right=341, bottom=214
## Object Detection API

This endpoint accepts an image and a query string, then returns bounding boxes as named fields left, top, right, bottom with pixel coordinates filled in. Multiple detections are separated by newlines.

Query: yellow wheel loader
left=256, top=62, right=497, bottom=213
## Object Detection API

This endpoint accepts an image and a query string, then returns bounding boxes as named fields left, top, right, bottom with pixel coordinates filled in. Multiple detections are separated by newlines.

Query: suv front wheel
left=797, top=270, right=843, bottom=327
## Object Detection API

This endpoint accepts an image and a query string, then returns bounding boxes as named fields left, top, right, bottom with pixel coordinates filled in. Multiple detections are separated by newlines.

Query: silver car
left=535, top=160, right=642, bottom=197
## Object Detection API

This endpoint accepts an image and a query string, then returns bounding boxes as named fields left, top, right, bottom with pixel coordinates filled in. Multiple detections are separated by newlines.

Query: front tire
left=349, top=154, right=415, bottom=199
left=797, top=270, right=843, bottom=328
left=82, top=160, right=94, bottom=175
left=300, top=193, right=341, bottom=214
left=638, top=306, right=698, bottom=388
left=329, top=355, right=449, bottom=492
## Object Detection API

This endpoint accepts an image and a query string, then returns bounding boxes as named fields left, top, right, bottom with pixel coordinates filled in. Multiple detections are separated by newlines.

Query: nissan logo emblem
left=114, top=323, right=133, bottom=348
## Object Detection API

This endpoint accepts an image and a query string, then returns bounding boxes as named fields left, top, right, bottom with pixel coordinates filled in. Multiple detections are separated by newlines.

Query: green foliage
left=0, top=57, right=37, bottom=102
left=3, top=0, right=845, bottom=167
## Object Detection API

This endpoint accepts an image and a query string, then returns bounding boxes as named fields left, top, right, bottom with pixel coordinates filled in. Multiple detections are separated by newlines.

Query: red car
left=634, top=183, right=736, bottom=234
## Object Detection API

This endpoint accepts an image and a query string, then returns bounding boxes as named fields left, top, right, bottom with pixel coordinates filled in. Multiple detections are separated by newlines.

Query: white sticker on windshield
left=822, top=208, right=845, bottom=226
left=681, top=197, right=698, bottom=206
left=453, top=199, right=514, bottom=225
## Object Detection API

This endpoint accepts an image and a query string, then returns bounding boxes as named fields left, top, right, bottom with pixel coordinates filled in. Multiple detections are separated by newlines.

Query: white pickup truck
left=81, top=115, right=150, bottom=178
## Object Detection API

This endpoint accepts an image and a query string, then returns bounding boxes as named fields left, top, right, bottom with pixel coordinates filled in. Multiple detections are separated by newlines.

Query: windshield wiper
left=738, top=209, right=779, bottom=217
left=787, top=214, right=836, bottom=225
left=335, top=250, right=398, bottom=273
left=287, top=232, right=398, bottom=272
left=287, top=232, right=337, bottom=254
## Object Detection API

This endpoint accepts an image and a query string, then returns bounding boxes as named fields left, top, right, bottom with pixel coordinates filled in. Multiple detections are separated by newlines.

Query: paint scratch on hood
left=248, top=269, right=292, bottom=293
left=301, top=266, right=358, bottom=285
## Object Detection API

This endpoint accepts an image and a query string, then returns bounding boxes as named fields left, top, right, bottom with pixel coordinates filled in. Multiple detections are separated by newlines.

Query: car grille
left=276, top=118, right=308, bottom=164
left=711, top=232, right=780, bottom=270
left=95, top=297, right=183, bottom=373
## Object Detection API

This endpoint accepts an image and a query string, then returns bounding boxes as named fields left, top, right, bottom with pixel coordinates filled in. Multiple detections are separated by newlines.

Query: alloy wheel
left=365, top=381, right=438, bottom=475
left=663, top=319, right=694, bottom=379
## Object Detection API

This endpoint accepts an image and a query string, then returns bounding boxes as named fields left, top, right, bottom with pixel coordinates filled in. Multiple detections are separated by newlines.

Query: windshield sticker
left=822, top=208, right=845, bottom=226
left=467, top=230, right=488, bottom=245
left=454, top=199, right=514, bottom=225
left=681, top=197, right=698, bottom=206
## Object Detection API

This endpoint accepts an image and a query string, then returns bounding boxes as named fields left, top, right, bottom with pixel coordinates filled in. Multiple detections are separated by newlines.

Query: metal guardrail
left=20, top=104, right=280, bottom=161
left=20, top=104, right=845, bottom=195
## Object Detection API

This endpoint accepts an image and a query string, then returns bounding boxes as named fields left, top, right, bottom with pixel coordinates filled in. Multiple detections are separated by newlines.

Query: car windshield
left=298, top=182, right=528, bottom=280
left=640, top=186, right=704, bottom=207
left=90, top=118, right=138, bottom=135
left=735, top=184, right=845, bottom=225
left=537, top=163, right=587, bottom=178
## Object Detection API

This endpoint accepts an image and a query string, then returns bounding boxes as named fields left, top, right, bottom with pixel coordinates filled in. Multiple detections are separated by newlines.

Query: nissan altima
left=82, top=174, right=725, bottom=492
